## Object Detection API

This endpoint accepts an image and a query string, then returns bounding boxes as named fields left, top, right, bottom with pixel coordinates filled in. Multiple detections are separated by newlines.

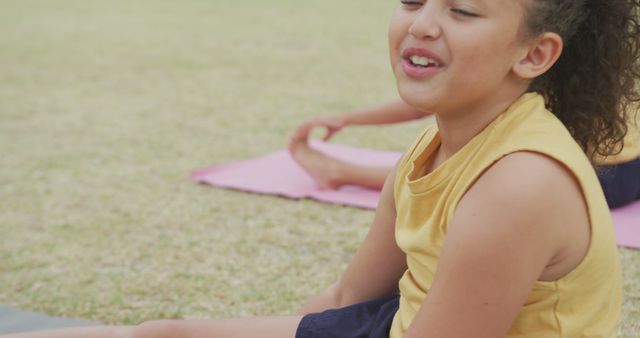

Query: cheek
left=388, top=13, right=409, bottom=74
left=451, top=35, right=517, bottom=79
left=388, top=10, right=408, bottom=56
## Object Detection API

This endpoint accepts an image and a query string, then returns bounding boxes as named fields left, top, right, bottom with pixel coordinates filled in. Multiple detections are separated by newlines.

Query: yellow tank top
left=389, top=93, right=622, bottom=338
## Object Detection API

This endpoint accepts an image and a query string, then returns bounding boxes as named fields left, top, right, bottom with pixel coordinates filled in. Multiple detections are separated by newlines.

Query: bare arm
left=338, top=100, right=429, bottom=126
left=403, top=152, right=591, bottom=338
left=297, top=169, right=407, bottom=314
left=289, top=100, right=428, bottom=144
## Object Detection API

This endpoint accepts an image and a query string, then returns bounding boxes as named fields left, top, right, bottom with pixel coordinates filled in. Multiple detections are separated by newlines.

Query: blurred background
left=0, top=1, right=637, bottom=336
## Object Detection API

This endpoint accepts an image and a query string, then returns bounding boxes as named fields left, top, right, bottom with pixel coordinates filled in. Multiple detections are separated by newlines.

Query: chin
left=402, top=97, right=438, bottom=113
left=397, top=86, right=438, bottom=112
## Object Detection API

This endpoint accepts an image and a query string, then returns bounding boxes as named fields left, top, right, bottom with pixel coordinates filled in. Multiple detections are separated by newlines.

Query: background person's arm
left=289, top=100, right=429, bottom=145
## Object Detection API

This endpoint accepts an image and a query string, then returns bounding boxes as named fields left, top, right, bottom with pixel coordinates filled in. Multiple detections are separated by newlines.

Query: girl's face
left=389, top=0, right=532, bottom=116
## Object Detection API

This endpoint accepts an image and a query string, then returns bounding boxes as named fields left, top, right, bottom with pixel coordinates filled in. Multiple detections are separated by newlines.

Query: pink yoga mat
left=192, top=142, right=639, bottom=249
left=192, top=141, right=401, bottom=209
left=612, top=200, right=640, bottom=249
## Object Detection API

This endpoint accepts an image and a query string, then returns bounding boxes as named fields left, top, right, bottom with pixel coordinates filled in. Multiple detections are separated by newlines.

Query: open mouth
left=401, top=48, right=444, bottom=77
left=408, top=55, right=441, bottom=68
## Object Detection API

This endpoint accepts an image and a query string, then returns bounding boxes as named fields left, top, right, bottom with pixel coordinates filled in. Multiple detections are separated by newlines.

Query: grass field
left=0, top=1, right=638, bottom=336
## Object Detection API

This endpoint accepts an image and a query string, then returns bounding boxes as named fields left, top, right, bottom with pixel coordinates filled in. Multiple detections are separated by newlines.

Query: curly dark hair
left=523, top=0, right=640, bottom=164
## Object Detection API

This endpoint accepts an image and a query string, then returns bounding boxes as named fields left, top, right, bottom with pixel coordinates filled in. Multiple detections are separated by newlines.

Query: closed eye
left=400, top=0, right=424, bottom=8
left=450, top=8, right=479, bottom=17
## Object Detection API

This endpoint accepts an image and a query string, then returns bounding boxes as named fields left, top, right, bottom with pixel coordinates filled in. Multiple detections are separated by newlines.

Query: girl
left=6, top=0, right=639, bottom=337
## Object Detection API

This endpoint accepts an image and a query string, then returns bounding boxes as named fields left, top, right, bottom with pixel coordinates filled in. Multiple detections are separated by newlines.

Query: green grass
left=0, top=1, right=638, bottom=336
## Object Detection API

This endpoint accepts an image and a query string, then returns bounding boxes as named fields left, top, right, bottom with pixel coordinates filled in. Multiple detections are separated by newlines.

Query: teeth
left=410, top=55, right=439, bottom=67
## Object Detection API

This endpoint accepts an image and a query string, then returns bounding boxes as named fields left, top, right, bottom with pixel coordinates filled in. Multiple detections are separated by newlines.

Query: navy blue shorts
left=598, top=157, right=640, bottom=208
left=295, top=294, right=400, bottom=338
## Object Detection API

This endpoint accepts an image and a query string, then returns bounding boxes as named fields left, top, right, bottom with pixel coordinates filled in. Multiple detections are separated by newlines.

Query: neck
left=435, top=87, right=528, bottom=159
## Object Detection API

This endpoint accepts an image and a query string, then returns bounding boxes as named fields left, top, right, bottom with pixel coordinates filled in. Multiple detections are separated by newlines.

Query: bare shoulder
left=404, top=152, right=592, bottom=337
left=475, top=151, right=587, bottom=214
left=478, top=151, right=580, bottom=193
left=456, top=151, right=590, bottom=280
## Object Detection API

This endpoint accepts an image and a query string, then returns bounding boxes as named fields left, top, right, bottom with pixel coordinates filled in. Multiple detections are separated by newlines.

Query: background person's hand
left=288, top=115, right=347, bottom=147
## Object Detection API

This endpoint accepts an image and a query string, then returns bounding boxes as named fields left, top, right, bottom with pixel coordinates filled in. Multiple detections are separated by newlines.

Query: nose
left=408, top=4, right=441, bottom=39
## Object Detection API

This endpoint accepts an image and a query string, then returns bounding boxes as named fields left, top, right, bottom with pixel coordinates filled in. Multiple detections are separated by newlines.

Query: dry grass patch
left=0, top=1, right=638, bottom=337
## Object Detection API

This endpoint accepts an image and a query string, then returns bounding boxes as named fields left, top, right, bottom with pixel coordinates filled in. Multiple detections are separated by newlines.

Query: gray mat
left=0, top=305, right=100, bottom=334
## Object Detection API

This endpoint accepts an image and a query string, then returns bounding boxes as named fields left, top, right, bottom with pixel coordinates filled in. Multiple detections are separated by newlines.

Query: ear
left=512, top=32, right=563, bottom=79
